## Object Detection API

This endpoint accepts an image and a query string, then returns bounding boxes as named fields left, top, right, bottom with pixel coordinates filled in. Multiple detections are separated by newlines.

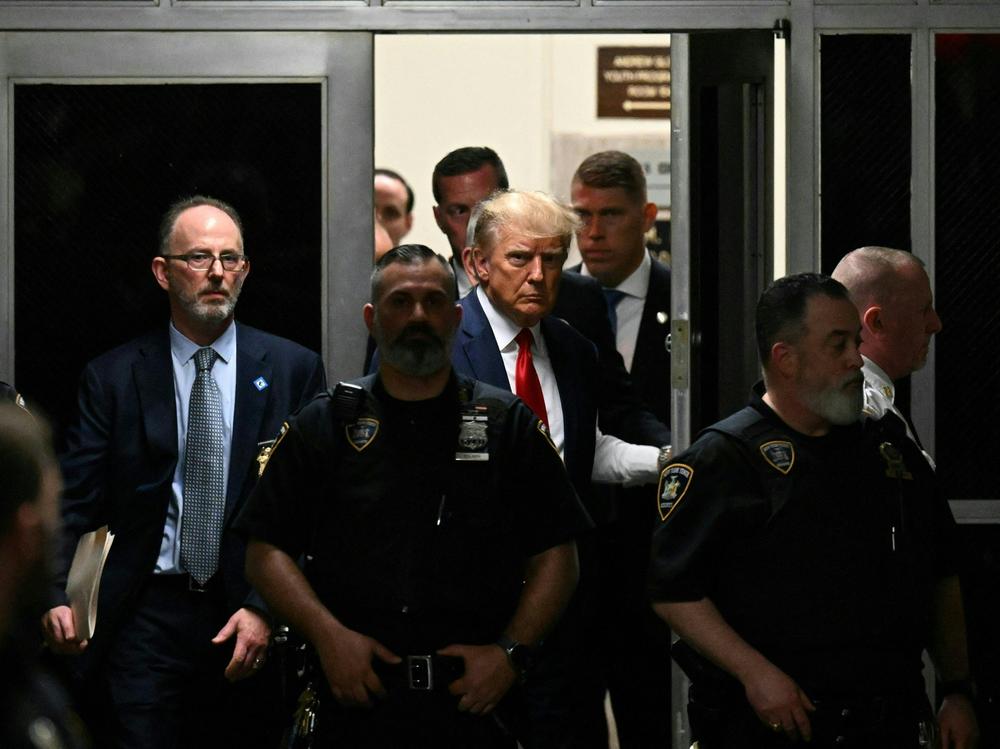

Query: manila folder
left=65, top=526, right=114, bottom=641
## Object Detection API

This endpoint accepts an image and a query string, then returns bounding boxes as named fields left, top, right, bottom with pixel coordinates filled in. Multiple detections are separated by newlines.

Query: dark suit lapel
left=458, top=292, right=509, bottom=390
left=132, top=331, right=178, bottom=467
left=227, top=326, right=272, bottom=522
left=542, top=318, right=578, bottom=471
left=632, top=259, right=671, bottom=375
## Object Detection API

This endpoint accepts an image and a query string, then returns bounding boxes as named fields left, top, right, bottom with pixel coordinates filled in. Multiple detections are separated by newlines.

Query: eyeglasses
left=159, top=252, right=248, bottom=272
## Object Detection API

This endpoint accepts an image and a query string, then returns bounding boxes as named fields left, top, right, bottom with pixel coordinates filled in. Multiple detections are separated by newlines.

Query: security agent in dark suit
left=41, top=196, right=327, bottom=748
left=564, top=150, right=674, bottom=748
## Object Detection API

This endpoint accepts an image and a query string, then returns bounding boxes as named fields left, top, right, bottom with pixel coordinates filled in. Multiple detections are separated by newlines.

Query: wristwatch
left=496, top=635, right=534, bottom=683
left=657, top=444, right=674, bottom=473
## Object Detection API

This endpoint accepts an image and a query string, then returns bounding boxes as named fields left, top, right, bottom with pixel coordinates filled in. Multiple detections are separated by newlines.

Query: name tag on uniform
left=456, top=409, right=489, bottom=462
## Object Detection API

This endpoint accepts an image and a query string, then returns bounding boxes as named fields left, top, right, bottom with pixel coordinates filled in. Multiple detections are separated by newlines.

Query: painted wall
left=374, top=33, right=670, bottom=257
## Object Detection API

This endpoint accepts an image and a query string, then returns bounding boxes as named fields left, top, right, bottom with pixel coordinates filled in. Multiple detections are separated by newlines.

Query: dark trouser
left=597, top=490, right=673, bottom=749
left=93, top=574, right=284, bottom=749
left=689, top=687, right=932, bottom=749
left=517, top=532, right=610, bottom=749
left=313, top=682, right=516, bottom=748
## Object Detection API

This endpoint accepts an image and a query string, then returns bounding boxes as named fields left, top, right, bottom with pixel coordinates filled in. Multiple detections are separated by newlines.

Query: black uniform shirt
left=237, top=372, right=591, bottom=653
left=648, top=386, right=960, bottom=698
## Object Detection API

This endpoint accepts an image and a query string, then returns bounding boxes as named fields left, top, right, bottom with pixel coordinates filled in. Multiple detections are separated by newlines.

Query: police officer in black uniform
left=649, top=273, right=974, bottom=748
left=0, top=404, right=90, bottom=749
left=238, top=245, right=591, bottom=748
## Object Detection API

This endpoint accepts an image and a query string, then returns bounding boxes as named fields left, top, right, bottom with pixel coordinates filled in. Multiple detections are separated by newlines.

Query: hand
left=938, top=693, right=980, bottom=749
left=438, top=643, right=516, bottom=715
left=315, top=624, right=401, bottom=708
left=742, top=661, right=815, bottom=742
left=41, top=606, right=88, bottom=655
left=212, top=607, right=271, bottom=682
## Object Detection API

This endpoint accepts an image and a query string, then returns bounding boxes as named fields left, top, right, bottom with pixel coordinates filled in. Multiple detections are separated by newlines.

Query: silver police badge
left=458, top=420, right=488, bottom=451
left=760, top=440, right=795, bottom=475
left=456, top=416, right=489, bottom=461
left=657, top=463, right=694, bottom=521
left=345, top=417, right=379, bottom=452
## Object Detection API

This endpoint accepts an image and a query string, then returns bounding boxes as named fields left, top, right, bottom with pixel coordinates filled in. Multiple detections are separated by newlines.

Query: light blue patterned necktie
left=181, top=346, right=225, bottom=585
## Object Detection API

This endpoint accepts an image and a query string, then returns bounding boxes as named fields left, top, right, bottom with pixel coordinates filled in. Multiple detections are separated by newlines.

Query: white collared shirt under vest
left=861, top=355, right=936, bottom=470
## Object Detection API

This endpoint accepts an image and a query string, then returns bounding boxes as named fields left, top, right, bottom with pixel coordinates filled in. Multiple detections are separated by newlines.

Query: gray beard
left=376, top=324, right=454, bottom=378
left=803, top=376, right=864, bottom=426
left=176, top=284, right=240, bottom=326
left=189, top=296, right=237, bottom=324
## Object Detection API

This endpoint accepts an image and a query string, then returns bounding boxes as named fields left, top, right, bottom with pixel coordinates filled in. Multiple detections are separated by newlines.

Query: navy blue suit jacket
left=55, top=323, right=326, bottom=673
left=452, top=290, right=597, bottom=504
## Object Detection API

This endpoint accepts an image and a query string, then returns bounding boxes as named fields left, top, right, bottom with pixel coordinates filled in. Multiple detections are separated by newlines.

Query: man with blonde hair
left=454, top=189, right=661, bottom=748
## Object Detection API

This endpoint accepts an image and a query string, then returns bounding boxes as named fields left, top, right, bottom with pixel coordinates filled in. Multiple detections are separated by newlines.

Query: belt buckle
left=407, top=655, right=433, bottom=690
left=188, top=576, right=208, bottom=593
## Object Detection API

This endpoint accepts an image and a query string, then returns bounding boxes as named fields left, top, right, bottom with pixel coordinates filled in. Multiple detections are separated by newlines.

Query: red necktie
left=515, top=328, right=548, bottom=427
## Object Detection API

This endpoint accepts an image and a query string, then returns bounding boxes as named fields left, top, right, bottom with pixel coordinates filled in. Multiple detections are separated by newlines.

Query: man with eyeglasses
left=42, top=195, right=326, bottom=748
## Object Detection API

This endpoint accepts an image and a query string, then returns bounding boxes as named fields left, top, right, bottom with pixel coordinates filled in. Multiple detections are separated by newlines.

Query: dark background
left=820, top=33, right=1000, bottom=740
left=14, top=82, right=323, bottom=445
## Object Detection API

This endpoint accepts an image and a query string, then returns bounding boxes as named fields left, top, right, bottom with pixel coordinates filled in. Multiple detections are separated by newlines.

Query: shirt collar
left=615, top=250, right=651, bottom=299
left=580, top=250, right=651, bottom=300
left=169, top=319, right=237, bottom=366
left=862, top=355, right=894, bottom=403
left=476, top=285, right=543, bottom=353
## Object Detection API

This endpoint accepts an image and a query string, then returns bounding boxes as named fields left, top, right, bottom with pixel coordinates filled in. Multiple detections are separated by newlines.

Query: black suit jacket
left=55, top=323, right=326, bottom=673
left=452, top=290, right=597, bottom=504
left=599, top=255, right=672, bottom=425
left=554, top=270, right=670, bottom=446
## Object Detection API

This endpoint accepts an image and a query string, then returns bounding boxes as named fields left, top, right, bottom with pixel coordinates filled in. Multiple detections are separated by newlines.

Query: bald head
left=831, top=247, right=922, bottom=310
left=831, top=246, right=942, bottom=380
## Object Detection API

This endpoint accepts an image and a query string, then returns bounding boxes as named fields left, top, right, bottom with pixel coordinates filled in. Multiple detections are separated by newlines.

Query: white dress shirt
left=477, top=286, right=566, bottom=457
left=476, top=286, right=658, bottom=484
left=581, top=250, right=650, bottom=373
left=861, top=355, right=935, bottom=470
left=156, top=320, right=238, bottom=573
left=453, top=256, right=475, bottom=299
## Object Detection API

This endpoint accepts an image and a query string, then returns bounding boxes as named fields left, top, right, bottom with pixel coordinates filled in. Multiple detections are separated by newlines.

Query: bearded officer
left=238, top=244, right=590, bottom=747
left=649, top=273, right=971, bottom=748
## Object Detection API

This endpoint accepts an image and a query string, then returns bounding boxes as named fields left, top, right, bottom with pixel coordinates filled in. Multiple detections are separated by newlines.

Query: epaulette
left=701, top=406, right=773, bottom=443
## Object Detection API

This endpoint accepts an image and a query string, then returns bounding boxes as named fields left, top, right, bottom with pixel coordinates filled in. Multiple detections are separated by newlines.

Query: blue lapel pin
left=252, top=376, right=269, bottom=392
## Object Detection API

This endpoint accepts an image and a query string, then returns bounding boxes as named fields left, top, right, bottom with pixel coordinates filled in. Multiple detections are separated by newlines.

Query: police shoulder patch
left=256, top=421, right=289, bottom=477
left=346, top=417, right=380, bottom=452
left=759, top=440, right=795, bottom=475
left=657, top=463, right=694, bottom=521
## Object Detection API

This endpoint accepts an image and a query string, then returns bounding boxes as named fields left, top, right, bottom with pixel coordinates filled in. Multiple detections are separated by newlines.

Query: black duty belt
left=375, top=654, right=464, bottom=692
left=813, top=694, right=926, bottom=725
left=810, top=694, right=931, bottom=745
